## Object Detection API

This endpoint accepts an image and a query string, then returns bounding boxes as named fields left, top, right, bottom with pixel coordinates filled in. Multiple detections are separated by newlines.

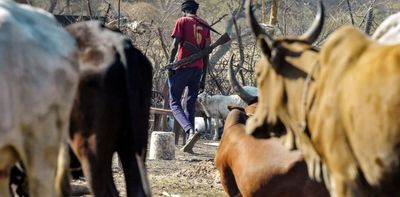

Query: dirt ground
left=72, top=136, right=227, bottom=197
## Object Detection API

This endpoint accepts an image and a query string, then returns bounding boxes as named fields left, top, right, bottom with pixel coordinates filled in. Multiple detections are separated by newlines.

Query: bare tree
left=269, top=0, right=278, bottom=26
left=48, top=0, right=57, bottom=13
left=364, top=7, right=374, bottom=35
left=87, top=0, right=93, bottom=17
left=262, top=0, right=266, bottom=23
left=15, top=0, right=31, bottom=4
left=346, top=0, right=355, bottom=25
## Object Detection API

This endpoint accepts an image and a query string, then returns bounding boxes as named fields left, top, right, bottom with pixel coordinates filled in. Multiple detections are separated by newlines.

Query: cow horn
left=300, top=1, right=325, bottom=44
left=246, top=0, right=274, bottom=49
left=228, top=54, right=257, bottom=105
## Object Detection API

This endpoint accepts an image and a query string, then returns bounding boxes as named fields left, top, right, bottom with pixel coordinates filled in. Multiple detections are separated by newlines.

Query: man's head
left=181, top=0, right=199, bottom=15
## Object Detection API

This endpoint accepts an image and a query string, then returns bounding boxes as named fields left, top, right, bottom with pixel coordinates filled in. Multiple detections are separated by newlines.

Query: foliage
left=23, top=0, right=400, bottom=95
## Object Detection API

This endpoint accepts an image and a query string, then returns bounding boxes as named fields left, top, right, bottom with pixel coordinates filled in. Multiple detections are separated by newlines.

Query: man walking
left=168, top=0, right=210, bottom=153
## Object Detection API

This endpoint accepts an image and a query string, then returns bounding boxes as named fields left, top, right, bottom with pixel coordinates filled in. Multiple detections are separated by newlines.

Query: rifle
left=162, top=33, right=231, bottom=71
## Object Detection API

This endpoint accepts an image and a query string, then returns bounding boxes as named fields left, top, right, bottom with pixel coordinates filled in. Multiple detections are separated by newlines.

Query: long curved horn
left=228, top=54, right=257, bottom=105
left=300, top=0, right=325, bottom=44
left=246, top=0, right=274, bottom=47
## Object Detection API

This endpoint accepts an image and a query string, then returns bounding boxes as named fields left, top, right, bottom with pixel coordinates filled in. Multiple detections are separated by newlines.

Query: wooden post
left=153, top=114, right=162, bottom=131
left=161, top=80, right=170, bottom=132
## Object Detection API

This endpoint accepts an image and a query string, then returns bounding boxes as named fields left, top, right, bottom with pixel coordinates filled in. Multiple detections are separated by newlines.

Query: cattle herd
left=1, top=0, right=400, bottom=196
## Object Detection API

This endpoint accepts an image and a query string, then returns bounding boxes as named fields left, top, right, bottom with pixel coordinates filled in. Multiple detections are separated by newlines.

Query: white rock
left=149, top=131, right=175, bottom=160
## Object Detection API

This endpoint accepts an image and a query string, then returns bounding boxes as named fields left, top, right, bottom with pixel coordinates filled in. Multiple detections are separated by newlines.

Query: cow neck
left=275, top=58, right=321, bottom=159
left=299, top=59, right=319, bottom=132
left=276, top=105, right=323, bottom=180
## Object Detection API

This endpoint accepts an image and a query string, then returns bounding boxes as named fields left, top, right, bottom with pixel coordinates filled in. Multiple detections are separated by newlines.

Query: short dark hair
left=181, top=0, right=199, bottom=14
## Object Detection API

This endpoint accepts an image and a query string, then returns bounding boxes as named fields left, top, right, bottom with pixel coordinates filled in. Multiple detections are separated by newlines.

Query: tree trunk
left=15, top=0, right=30, bottom=4
left=269, top=0, right=278, bottom=26
left=208, top=1, right=245, bottom=95
left=364, top=8, right=374, bottom=35
left=66, top=0, right=71, bottom=13
left=87, top=0, right=93, bottom=17
left=209, top=1, right=245, bottom=68
left=346, top=0, right=355, bottom=26
left=262, top=0, right=266, bottom=23
left=48, top=0, right=57, bottom=13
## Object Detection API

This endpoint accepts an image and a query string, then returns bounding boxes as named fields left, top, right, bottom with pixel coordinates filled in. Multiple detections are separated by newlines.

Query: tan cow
left=245, top=0, right=400, bottom=196
left=0, top=1, right=78, bottom=196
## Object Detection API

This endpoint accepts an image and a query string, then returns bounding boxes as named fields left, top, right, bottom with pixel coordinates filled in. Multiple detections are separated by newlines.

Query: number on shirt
left=193, top=25, right=204, bottom=45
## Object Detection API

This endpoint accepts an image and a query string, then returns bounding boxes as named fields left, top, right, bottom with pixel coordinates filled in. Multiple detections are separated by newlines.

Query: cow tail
left=122, top=40, right=153, bottom=160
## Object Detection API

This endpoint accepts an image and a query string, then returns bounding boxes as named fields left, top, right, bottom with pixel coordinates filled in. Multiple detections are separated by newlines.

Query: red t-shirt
left=171, top=15, right=211, bottom=69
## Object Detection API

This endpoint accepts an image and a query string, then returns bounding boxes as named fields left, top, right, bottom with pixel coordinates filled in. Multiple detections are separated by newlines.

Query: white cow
left=194, top=117, right=208, bottom=133
left=194, top=117, right=222, bottom=136
left=196, top=92, right=247, bottom=140
left=0, top=1, right=78, bottom=196
left=372, top=12, right=400, bottom=44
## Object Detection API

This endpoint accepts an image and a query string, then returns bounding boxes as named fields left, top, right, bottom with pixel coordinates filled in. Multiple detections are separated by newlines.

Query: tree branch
left=345, top=0, right=355, bottom=26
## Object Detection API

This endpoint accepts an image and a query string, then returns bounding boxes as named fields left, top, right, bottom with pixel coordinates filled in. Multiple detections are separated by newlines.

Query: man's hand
left=168, top=69, right=175, bottom=77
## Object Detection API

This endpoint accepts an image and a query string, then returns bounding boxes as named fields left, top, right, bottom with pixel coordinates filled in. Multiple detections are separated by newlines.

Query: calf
left=0, top=1, right=78, bottom=196
left=215, top=107, right=329, bottom=197
left=66, top=21, right=152, bottom=197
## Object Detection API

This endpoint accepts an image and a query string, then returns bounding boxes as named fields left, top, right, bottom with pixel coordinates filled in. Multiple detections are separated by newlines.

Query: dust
left=172, top=160, right=220, bottom=184
left=71, top=138, right=226, bottom=197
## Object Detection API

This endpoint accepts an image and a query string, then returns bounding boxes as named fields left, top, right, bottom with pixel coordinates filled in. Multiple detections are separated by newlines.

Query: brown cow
left=245, top=0, right=400, bottom=196
left=215, top=106, right=329, bottom=197
left=66, top=21, right=152, bottom=197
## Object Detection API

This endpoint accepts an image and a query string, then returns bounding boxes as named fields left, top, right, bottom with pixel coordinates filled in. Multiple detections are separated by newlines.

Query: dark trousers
left=168, top=67, right=202, bottom=132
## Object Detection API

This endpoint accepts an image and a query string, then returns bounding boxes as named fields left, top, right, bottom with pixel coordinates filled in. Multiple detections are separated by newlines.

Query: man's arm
left=169, top=37, right=181, bottom=64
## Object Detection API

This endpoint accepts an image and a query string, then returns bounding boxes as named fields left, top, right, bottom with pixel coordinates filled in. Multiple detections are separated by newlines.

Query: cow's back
left=0, top=1, right=77, bottom=140
left=312, top=26, right=400, bottom=195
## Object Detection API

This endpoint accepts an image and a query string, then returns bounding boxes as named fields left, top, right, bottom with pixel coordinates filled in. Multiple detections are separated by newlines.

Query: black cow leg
left=118, top=149, right=147, bottom=197
left=92, top=153, right=118, bottom=197
left=68, top=146, right=83, bottom=180
left=75, top=142, right=118, bottom=197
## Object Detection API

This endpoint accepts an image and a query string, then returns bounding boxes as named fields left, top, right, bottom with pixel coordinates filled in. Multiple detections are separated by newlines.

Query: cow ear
left=227, top=105, right=245, bottom=112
